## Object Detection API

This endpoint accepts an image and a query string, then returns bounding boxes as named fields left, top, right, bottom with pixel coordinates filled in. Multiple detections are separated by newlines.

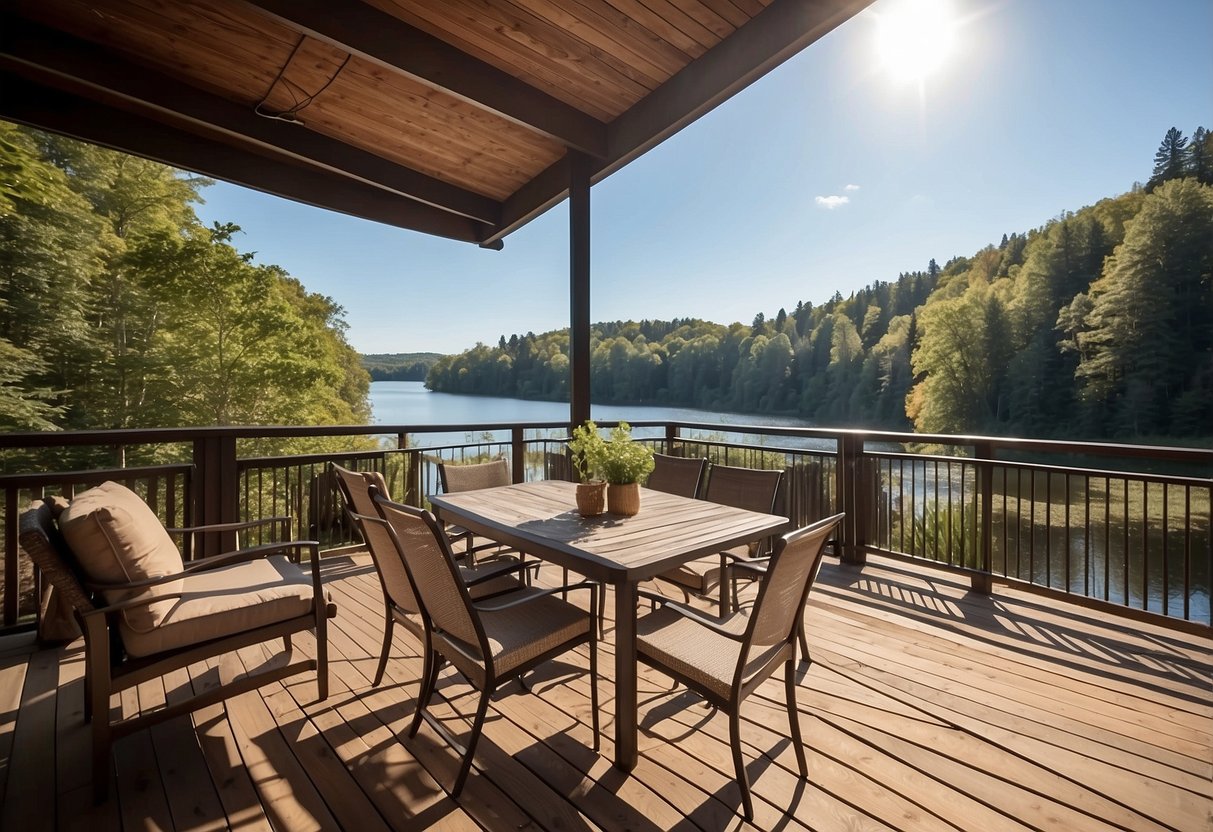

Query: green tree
left=1147, top=127, right=1189, bottom=192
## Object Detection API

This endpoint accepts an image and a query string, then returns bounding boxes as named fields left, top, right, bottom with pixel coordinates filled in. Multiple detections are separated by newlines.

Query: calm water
left=369, top=381, right=818, bottom=443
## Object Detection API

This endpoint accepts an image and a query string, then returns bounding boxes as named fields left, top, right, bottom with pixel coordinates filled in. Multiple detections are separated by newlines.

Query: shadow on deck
left=1, top=553, right=1209, bottom=831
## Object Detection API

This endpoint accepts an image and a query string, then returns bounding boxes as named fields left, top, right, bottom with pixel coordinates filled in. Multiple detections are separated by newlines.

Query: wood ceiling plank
left=515, top=0, right=694, bottom=78
left=0, top=77, right=493, bottom=244
left=600, top=0, right=717, bottom=54
left=286, top=47, right=562, bottom=167
left=0, top=17, right=504, bottom=221
left=634, top=0, right=733, bottom=44
left=237, top=0, right=608, bottom=156
left=390, top=0, right=648, bottom=118
left=723, top=0, right=769, bottom=18
left=659, top=0, right=742, bottom=38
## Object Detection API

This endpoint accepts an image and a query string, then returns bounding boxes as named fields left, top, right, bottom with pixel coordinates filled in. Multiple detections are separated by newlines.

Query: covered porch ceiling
left=0, top=0, right=873, bottom=248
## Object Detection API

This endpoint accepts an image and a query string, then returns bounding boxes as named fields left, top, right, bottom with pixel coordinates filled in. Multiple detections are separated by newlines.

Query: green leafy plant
left=600, top=422, right=655, bottom=485
left=568, top=420, right=607, bottom=482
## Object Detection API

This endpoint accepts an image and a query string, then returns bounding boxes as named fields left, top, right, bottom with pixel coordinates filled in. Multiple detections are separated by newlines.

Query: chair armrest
left=472, top=580, right=597, bottom=613
left=460, top=557, right=536, bottom=588
left=83, top=541, right=319, bottom=592
left=731, top=560, right=769, bottom=577
left=636, top=587, right=746, bottom=640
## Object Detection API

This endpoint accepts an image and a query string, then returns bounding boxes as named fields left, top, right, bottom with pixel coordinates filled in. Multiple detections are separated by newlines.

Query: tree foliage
left=430, top=125, right=1212, bottom=441
left=0, top=124, right=369, bottom=443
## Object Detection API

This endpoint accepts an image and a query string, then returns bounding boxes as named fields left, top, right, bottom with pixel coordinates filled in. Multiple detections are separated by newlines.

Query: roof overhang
left=0, top=0, right=874, bottom=247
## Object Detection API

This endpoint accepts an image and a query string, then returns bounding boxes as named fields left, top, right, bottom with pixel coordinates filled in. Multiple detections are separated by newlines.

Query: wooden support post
left=569, top=152, right=592, bottom=430
left=665, top=422, right=678, bottom=455
left=511, top=426, right=526, bottom=483
left=974, top=442, right=994, bottom=593
left=192, top=432, right=238, bottom=556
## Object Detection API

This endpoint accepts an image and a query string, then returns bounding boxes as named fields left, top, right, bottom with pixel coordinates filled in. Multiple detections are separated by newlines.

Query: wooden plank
left=238, top=0, right=609, bottom=155
left=220, top=651, right=343, bottom=830
left=183, top=658, right=274, bottom=832
left=0, top=655, right=31, bottom=803
left=1, top=646, right=60, bottom=831
left=148, top=666, right=229, bottom=831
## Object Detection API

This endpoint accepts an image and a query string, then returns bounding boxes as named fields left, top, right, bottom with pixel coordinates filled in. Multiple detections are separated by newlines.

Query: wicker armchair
left=373, top=493, right=600, bottom=797
left=656, top=464, right=783, bottom=612
left=636, top=513, right=844, bottom=820
left=331, top=463, right=529, bottom=688
left=18, top=483, right=334, bottom=803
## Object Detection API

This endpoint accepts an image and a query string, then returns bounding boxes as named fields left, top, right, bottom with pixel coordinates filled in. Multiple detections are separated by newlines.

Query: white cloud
left=844, top=183, right=860, bottom=191
left=815, top=195, right=850, bottom=209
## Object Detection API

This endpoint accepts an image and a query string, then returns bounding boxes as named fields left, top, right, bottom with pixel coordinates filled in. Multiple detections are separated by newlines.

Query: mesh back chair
left=19, top=487, right=334, bottom=803
left=645, top=453, right=707, bottom=499
left=373, top=493, right=601, bottom=797
left=331, top=464, right=527, bottom=687
left=437, top=458, right=519, bottom=562
left=636, top=513, right=844, bottom=821
left=656, top=464, right=784, bottom=611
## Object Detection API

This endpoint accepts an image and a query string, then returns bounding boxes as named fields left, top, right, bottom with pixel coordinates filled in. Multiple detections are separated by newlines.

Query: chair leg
left=589, top=630, right=600, bottom=751
left=283, top=634, right=292, bottom=652
left=452, top=686, right=492, bottom=797
left=785, top=659, right=808, bottom=778
left=314, top=605, right=330, bottom=702
left=409, top=648, right=440, bottom=739
left=374, top=613, right=394, bottom=687
left=729, top=706, right=753, bottom=821
left=797, top=620, right=811, bottom=666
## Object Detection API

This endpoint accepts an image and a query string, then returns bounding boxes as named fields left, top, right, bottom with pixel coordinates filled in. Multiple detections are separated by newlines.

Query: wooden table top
left=429, top=480, right=790, bottom=583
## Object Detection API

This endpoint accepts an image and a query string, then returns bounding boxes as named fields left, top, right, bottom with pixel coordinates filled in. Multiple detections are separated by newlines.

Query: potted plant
left=568, top=420, right=607, bottom=516
left=600, top=422, right=655, bottom=516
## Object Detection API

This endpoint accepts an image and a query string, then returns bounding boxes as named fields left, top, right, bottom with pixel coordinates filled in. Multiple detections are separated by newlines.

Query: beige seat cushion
left=58, top=481, right=184, bottom=632
left=120, top=555, right=315, bottom=658
left=637, top=606, right=783, bottom=701
left=436, top=587, right=590, bottom=685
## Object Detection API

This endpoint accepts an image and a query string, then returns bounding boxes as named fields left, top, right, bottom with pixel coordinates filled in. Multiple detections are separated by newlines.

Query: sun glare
left=875, top=0, right=958, bottom=84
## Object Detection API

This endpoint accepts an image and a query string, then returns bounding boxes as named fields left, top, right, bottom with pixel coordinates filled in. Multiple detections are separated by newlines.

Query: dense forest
left=428, top=126, right=1213, bottom=441
left=0, top=123, right=370, bottom=454
left=362, top=352, right=444, bottom=381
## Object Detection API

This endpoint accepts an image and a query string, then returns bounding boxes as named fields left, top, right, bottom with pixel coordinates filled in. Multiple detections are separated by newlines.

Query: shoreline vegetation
left=423, top=126, right=1213, bottom=446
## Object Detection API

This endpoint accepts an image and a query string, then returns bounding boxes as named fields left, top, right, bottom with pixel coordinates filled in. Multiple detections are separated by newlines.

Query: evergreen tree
left=1188, top=126, right=1212, bottom=185
left=1147, top=127, right=1189, bottom=192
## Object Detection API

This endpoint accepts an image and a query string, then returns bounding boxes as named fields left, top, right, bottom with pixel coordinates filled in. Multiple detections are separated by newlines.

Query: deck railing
left=1, top=422, right=1208, bottom=633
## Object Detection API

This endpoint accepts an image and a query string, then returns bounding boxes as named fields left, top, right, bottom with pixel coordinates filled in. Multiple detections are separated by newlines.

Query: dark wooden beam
left=569, top=152, right=592, bottom=429
left=236, top=0, right=608, bottom=158
left=487, top=0, right=873, bottom=244
left=0, top=77, right=492, bottom=245
left=0, top=16, right=501, bottom=225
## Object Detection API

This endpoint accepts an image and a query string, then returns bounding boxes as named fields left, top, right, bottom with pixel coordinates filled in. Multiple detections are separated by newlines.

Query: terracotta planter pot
left=576, top=481, right=606, bottom=516
left=607, top=482, right=641, bottom=516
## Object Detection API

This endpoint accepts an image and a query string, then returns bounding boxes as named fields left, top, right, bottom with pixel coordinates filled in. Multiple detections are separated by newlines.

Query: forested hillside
left=362, top=352, right=444, bottom=381
left=0, top=124, right=370, bottom=441
left=428, top=126, right=1213, bottom=441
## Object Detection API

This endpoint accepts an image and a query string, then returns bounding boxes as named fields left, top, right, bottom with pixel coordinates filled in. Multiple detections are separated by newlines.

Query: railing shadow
left=812, top=558, right=1212, bottom=704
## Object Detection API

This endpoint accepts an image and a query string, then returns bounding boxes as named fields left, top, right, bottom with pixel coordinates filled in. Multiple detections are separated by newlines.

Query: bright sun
left=875, top=0, right=958, bottom=83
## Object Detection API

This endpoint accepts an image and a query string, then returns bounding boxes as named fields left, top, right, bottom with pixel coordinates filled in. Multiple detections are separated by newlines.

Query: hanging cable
left=254, top=35, right=351, bottom=126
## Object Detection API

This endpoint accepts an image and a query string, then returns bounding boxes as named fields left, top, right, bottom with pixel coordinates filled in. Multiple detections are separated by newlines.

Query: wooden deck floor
left=1, top=553, right=1209, bottom=831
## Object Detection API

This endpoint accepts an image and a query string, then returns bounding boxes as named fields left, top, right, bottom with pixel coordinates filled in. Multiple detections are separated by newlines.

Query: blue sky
left=193, top=0, right=1213, bottom=356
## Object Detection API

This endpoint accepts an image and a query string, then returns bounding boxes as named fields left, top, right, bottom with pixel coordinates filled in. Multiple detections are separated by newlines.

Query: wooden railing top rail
left=1, top=420, right=1208, bottom=466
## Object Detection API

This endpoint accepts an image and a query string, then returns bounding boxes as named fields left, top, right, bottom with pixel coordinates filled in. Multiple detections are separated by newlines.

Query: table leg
left=719, top=553, right=729, bottom=617
left=613, top=579, right=638, bottom=771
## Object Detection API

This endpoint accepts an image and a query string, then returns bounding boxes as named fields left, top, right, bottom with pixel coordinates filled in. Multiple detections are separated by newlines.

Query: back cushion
left=58, top=481, right=184, bottom=632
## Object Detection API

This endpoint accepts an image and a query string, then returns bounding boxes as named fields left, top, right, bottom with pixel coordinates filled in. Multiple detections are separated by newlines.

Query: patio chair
left=373, top=493, right=600, bottom=797
left=636, top=512, right=844, bottom=820
left=645, top=452, right=707, bottom=499
left=656, top=464, right=784, bottom=607
left=331, top=463, right=531, bottom=687
left=437, top=457, right=519, bottom=562
left=18, top=482, right=335, bottom=803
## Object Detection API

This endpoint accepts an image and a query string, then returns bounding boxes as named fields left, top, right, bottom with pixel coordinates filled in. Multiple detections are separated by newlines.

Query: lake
left=369, top=381, right=817, bottom=435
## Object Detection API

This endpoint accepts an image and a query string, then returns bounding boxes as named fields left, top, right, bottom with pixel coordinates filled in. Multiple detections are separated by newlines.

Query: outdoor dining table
left=428, top=478, right=790, bottom=772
